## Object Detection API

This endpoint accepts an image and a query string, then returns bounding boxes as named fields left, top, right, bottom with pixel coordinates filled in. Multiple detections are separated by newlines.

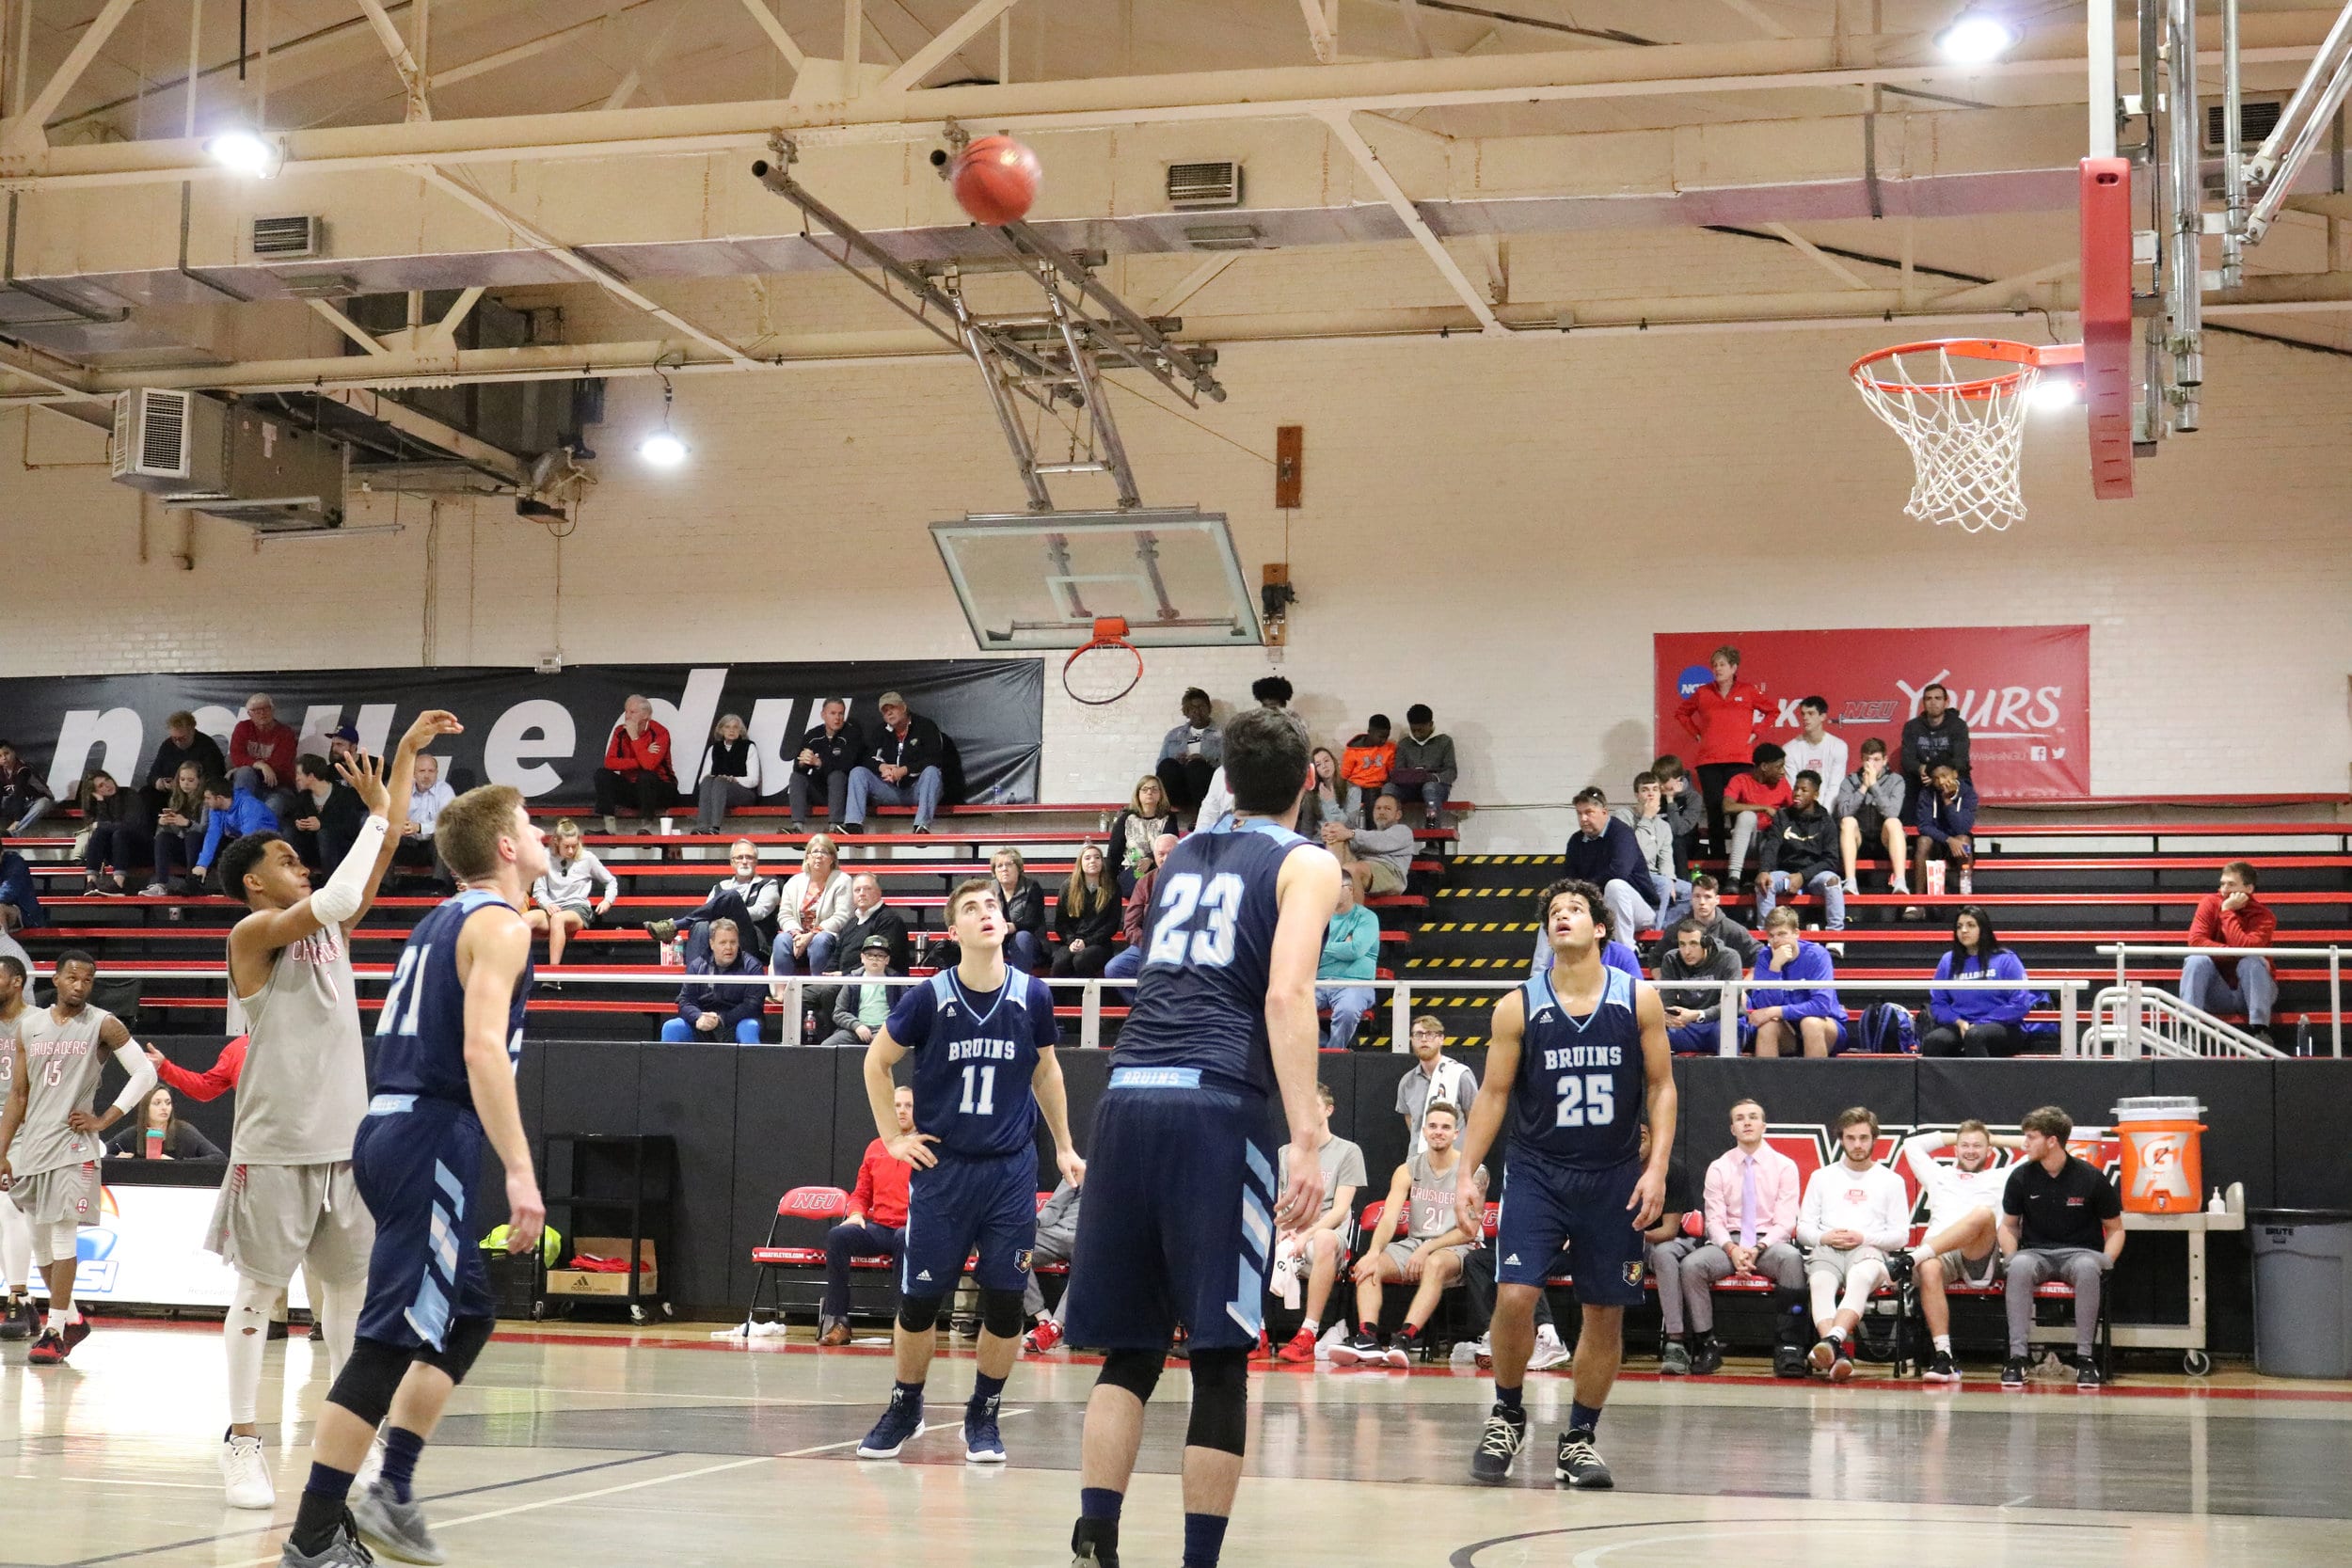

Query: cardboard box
left=544, top=1236, right=659, bottom=1298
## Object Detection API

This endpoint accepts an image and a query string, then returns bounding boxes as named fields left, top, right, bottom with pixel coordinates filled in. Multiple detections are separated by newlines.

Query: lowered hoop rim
left=1850, top=338, right=2080, bottom=400
left=1061, top=630, right=1143, bottom=707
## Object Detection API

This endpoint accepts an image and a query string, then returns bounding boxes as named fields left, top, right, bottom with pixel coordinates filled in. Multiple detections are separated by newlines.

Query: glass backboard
left=930, top=509, right=1263, bottom=651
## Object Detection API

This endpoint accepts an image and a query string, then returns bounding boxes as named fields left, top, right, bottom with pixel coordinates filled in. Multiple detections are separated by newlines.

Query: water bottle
left=2207, top=1187, right=2227, bottom=1215
left=803, top=1008, right=818, bottom=1045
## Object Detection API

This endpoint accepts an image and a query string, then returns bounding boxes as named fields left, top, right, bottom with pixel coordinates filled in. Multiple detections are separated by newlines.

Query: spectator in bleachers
left=832, top=872, right=911, bottom=976
left=1323, top=789, right=1415, bottom=903
left=1674, top=645, right=1766, bottom=856
left=0, top=741, right=54, bottom=834
left=1677, top=1098, right=1805, bottom=1377
left=597, top=693, right=676, bottom=833
left=993, top=847, right=1049, bottom=972
left=1835, top=738, right=1910, bottom=898
left=1649, top=873, right=1759, bottom=972
left=1618, top=771, right=1689, bottom=927
left=147, top=761, right=209, bottom=896
left=1021, top=1177, right=1083, bottom=1353
left=1270, top=1083, right=1369, bottom=1364
left=1782, top=697, right=1848, bottom=797
left=1109, top=775, right=1171, bottom=897
left=104, top=1086, right=223, bottom=1160
left=1798, top=1107, right=1909, bottom=1382
left=1637, top=1124, right=1698, bottom=1372
left=1900, top=683, right=1972, bottom=800
left=0, top=847, right=43, bottom=933
left=1754, top=769, right=1845, bottom=934
left=1332, top=1101, right=1486, bottom=1369
left=842, top=691, right=945, bottom=836
left=1899, top=1121, right=2020, bottom=1384
left=1196, top=763, right=1234, bottom=829
left=694, top=713, right=761, bottom=834
left=1923, top=906, right=2039, bottom=1058
left=1104, top=833, right=1176, bottom=995
left=528, top=818, right=617, bottom=971
left=1745, top=907, right=1844, bottom=1057
left=1911, top=763, right=1978, bottom=909
left=226, top=693, right=301, bottom=826
left=74, top=772, right=151, bottom=896
left=769, top=836, right=851, bottom=974
left=819, top=1085, right=915, bottom=1346
left=1314, top=872, right=1380, bottom=1052
left=1396, top=1015, right=1476, bottom=1156
left=141, top=711, right=225, bottom=819
left=1722, top=743, right=1793, bottom=888
left=2179, top=860, right=2278, bottom=1038
left=1250, top=674, right=1294, bottom=711
left=1999, top=1103, right=2123, bottom=1389
left=1295, top=748, right=1342, bottom=842
left=1565, top=785, right=1657, bottom=951
left=655, top=837, right=788, bottom=958
left=1153, top=689, right=1221, bottom=822
left=1391, top=705, right=1459, bottom=831
left=1339, top=714, right=1396, bottom=826
left=788, top=699, right=861, bottom=833
left=1049, top=843, right=1120, bottom=979
left=189, top=774, right=278, bottom=894
left=391, top=752, right=455, bottom=889
left=1659, top=918, right=1741, bottom=1054
left=288, top=753, right=368, bottom=874
left=824, top=937, right=899, bottom=1045
left=660, top=918, right=765, bottom=1043
left=1653, top=755, right=1702, bottom=876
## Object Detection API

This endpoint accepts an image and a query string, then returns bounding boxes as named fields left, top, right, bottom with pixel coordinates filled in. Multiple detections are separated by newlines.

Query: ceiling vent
left=1183, top=224, right=1264, bottom=252
left=252, top=214, right=324, bottom=260
left=1168, top=161, right=1244, bottom=210
left=111, top=390, right=347, bottom=531
left=2204, top=98, right=2284, bottom=151
left=280, top=272, right=360, bottom=301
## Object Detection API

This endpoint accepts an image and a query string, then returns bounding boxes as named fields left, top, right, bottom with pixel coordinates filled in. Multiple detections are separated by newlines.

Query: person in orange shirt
left=1674, top=645, right=1766, bottom=857
left=1340, top=715, right=1397, bottom=826
left=819, top=1085, right=916, bottom=1346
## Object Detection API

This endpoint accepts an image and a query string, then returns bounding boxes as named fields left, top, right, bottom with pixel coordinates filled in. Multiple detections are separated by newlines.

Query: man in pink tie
left=1670, top=1099, right=1805, bottom=1376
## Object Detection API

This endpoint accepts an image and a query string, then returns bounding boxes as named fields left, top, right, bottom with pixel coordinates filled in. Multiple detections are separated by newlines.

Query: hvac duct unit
left=2204, top=99, right=2284, bottom=151
left=111, top=389, right=348, bottom=532
left=252, top=214, right=324, bottom=259
left=1167, top=161, right=1244, bottom=210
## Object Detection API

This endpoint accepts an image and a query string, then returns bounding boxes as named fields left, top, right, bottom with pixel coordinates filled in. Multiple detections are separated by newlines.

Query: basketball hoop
left=1062, top=617, right=1142, bottom=706
left=1851, top=339, right=2081, bottom=532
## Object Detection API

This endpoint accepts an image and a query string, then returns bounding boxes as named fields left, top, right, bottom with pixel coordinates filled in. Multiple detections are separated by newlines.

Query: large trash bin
left=2251, top=1210, right=2352, bottom=1379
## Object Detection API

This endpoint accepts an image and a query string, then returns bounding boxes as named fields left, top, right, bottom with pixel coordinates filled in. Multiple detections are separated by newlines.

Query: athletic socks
left=1182, top=1512, right=1231, bottom=1568
left=1298, top=1318, right=1318, bottom=1337
left=1909, top=1243, right=1937, bottom=1264
left=1493, top=1382, right=1523, bottom=1415
left=290, top=1464, right=358, bottom=1556
left=1079, top=1487, right=1124, bottom=1522
left=1933, top=1334, right=1953, bottom=1354
left=893, top=1379, right=926, bottom=1408
left=1359, top=1321, right=1378, bottom=1339
left=1568, top=1401, right=1603, bottom=1435
left=380, top=1426, right=426, bottom=1504
left=969, top=1370, right=1007, bottom=1408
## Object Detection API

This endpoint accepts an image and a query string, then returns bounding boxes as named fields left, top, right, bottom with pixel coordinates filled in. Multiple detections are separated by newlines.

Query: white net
left=1852, top=343, right=2039, bottom=532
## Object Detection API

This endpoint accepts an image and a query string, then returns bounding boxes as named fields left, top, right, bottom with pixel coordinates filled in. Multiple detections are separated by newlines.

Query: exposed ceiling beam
left=882, top=0, right=1024, bottom=92
left=5, top=0, right=140, bottom=152
left=352, top=0, right=433, bottom=122
left=1300, top=0, right=1341, bottom=65
left=736, top=0, right=807, bottom=73
left=1395, top=0, right=1436, bottom=60
left=315, top=387, right=527, bottom=483
left=604, top=0, right=699, bottom=112
left=1764, top=221, right=1875, bottom=288
left=1147, top=253, right=1244, bottom=315
left=1717, top=0, right=1795, bottom=39
left=309, top=297, right=393, bottom=356
left=434, top=15, right=611, bottom=92
left=1319, top=109, right=1503, bottom=335
left=1930, top=257, right=2082, bottom=310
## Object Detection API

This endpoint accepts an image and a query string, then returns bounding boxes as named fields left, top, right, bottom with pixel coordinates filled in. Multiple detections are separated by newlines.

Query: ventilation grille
left=2205, top=98, right=2284, bottom=151
left=113, top=388, right=194, bottom=480
left=251, top=214, right=323, bottom=259
left=1184, top=224, right=1264, bottom=252
left=1167, top=161, right=1244, bottom=210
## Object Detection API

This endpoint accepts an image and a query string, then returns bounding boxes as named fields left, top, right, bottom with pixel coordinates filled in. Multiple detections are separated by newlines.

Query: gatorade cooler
left=2111, top=1095, right=2205, bottom=1213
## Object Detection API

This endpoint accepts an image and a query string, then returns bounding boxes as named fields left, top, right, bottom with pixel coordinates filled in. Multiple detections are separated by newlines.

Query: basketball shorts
left=1384, top=1237, right=1468, bottom=1274
left=204, top=1161, right=374, bottom=1289
left=1060, top=1068, right=1277, bottom=1354
left=901, top=1148, right=1037, bottom=1298
left=1935, top=1246, right=2003, bottom=1287
left=351, top=1094, right=493, bottom=1352
left=1494, top=1149, right=1646, bottom=1307
left=10, top=1163, right=101, bottom=1227
left=1806, top=1243, right=1888, bottom=1287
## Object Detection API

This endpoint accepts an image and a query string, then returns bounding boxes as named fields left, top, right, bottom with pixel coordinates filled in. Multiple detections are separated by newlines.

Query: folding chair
left=745, top=1185, right=850, bottom=1326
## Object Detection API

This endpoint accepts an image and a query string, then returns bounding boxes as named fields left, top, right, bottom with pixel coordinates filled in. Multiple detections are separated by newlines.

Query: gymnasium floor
left=9, top=1322, right=2352, bottom=1568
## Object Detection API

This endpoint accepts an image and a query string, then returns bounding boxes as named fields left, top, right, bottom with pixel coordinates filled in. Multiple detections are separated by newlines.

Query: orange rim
left=1850, top=338, right=2058, bottom=400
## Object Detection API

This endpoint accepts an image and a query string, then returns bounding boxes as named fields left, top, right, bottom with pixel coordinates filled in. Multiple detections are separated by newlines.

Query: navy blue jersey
left=373, top=890, right=532, bottom=1105
left=1114, top=818, right=1316, bottom=1100
left=1509, top=965, right=1646, bottom=1170
left=887, top=968, right=1059, bottom=1159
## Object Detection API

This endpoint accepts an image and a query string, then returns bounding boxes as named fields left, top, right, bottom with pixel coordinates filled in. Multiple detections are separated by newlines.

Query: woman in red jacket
left=1675, top=644, right=1766, bottom=857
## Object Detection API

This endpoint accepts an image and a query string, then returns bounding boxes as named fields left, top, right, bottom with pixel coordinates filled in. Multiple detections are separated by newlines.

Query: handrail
left=2086, top=982, right=2289, bottom=1061
left=2095, top=942, right=2342, bottom=1057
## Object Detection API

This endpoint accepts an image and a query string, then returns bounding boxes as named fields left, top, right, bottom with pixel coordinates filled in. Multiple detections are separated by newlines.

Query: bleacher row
left=6, top=796, right=2348, bottom=1048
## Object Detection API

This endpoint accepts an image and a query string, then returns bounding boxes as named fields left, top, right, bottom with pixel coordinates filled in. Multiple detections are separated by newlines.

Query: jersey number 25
left=1147, top=872, right=1244, bottom=968
left=1554, top=1073, right=1615, bottom=1128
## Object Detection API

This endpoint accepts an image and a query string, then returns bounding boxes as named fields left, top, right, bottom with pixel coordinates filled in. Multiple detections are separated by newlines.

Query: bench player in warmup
left=0, top=949, right=157, bottom=1366
left=1057, top=705, right=1342, bottom=1568
left=277, top=784, right=548, bottom=1568
left=1453, top=878, right=1675, bottom=1489
left=852, top=874, right=1085, bottom=1464
left=0, top=955, right=34, bottom=1342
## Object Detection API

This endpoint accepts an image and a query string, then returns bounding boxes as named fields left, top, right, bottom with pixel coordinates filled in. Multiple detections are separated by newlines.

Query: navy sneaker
left=963, top=1395, right=1007, bottom=1464
left=1469, top=1404, right=1527, bottom=1484
left=856, top=1387, right=926, bottom=1459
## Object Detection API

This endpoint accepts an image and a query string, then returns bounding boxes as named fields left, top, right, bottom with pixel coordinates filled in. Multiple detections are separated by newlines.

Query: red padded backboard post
left=2080, top=157, right=2135, bottom=499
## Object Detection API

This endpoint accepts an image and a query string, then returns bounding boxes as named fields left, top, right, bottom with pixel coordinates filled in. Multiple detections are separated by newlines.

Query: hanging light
left=2030, top=374, right=2081, bottom=411
left=1935, top=8, right=2021, bottom=63
left=204, top=127, right=280, bottom=178
left=639, top=372, right=690, bottom=467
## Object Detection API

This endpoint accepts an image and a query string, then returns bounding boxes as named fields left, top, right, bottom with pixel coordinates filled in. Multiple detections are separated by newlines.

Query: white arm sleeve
left=107, top=1039, right=159, bottom=1117
left=309, top=815, right=389, bottom=926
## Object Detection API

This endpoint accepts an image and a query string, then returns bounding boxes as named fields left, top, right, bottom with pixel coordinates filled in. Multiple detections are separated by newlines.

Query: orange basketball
left=950, top=135, right=1041, bottom=227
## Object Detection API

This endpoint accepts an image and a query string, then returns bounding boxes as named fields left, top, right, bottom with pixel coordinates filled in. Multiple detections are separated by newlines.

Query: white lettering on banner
left=746, top=698, right=804, bottom=800
left=48, top=707, right=144, bottom=796
left=1894, top=672, right=2067, bottom=740
left=485, top=699, right=577, bottom=798
left=353, top=705, right=396, bottom=755
left=190, top=705, right=241, bottom=747
left=652, top=669, right=728, bottom=790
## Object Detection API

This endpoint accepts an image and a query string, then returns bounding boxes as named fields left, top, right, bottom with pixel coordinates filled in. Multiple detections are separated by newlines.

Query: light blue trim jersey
left=887, top=967, right=1059, bottom=1159
left=1509, top=965, right=1645, bottom=1169
left=373, top=889, right=532, bottom=1105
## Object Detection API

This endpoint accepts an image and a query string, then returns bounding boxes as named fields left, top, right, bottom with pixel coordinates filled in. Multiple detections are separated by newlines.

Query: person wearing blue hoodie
left=1744, top=908, right=1845, bottom=1057
left=1922, top=905, right=2040, bottom=1058
left=0, top=848, right=45, bottom=933
left=661, top=917, right=767, bottom=1043
left=188, top=775, right=280, bottom=893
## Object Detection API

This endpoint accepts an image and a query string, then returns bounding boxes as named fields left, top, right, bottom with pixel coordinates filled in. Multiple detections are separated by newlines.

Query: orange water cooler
left=2111, top=1096, right=2206, bottom=1214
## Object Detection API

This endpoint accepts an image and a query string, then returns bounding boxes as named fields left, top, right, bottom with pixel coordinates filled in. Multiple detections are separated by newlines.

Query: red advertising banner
left=1654, top=626, right=2090, bottom=800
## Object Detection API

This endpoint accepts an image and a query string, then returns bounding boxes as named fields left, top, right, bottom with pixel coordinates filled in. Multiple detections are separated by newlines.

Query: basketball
left=950, top=135, right=1041, bottom=227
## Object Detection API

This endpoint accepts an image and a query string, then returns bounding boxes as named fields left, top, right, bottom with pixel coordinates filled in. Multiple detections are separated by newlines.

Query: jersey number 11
left=959, top=1064, right=996, bottom=1117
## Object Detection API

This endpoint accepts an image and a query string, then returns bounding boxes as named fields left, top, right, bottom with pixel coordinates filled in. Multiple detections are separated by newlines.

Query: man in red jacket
left=2180, top=861, right=2279, bottom=1038
left=596, top=694, right=675, bottom=833
left=819, top=1084, right=916, bottom=1346
left=1673, top=645, right=1766, bottom=858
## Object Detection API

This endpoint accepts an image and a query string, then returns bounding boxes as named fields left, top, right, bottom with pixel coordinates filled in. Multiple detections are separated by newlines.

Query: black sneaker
left=1883, top=1250, right=1915, bottom=1288
left=1689, top=1337, right=1725, bottom=1377
left=1807, top=1336, right=1839, bottom=1376
left=1328, top=1330, right=1383, bottom=1368
left=0, top=1296, right=33, bottom=1341
left=1923, top=1349, right=1961, bottom=1384
left=268, top=1319, right=291, bottom=1342
left=1469, top=1404, right=1527, bottom=1484
left=2074, top=1356, right=2106, bottom=1390
left=1555, top=1429, right=1613, bottom=1489
left=1070, top=1518, right=1120, bottom=1568
left=2001, top=1356, right=2028, bottom=1389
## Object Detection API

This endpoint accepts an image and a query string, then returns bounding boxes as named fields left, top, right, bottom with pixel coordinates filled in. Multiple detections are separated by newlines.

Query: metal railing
left=2084, top=982, right=2286, bottom=1061
left=2094, top=942, right=2343, bottom=1057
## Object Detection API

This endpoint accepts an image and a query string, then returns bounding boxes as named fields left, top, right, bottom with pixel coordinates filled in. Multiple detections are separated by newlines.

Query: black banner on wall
left=0, top=659, right=1043, bottom=807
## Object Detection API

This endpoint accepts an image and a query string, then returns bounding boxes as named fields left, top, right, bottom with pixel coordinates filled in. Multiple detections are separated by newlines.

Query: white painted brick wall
left=3, top=322, right=2346, bottom=852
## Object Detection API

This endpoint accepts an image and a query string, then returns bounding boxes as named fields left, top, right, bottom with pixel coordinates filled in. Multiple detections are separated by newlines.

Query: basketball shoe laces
left=1477, top=1411, right=1522, bottom=1461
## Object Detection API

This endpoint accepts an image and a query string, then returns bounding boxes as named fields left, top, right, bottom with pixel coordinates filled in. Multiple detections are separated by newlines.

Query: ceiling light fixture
left=639, top=371, right=690, bottom=467
left=1935, top=9, right=2021, bottom=64
left=204, top=127, right=281, bottom=178
left=2030, top=374, right=2081, bottom=410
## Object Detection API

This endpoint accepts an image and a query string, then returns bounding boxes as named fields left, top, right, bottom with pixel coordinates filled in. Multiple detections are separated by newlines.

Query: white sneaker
left=138, top=882, right=167, bottom=897
left=221, top=1433, right=275, bottom=1510
left=353, top=1430, right=388, bottom=1492
left=1841, top=877, right=1860, bottom=896
left=1528, top=1328, right=1573, bottom=1371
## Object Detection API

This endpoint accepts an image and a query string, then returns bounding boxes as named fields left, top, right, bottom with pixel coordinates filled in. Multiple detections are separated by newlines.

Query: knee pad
left=980, top=1288, right=1026, bottom=1341
left=1096, top=1348, right=1165, bottom=1403
left=1184, top=1349, right=1249, bottom=1457
left=326, top=1336, right=411, bottom=1429
left=898, top=1293, right=946, bottom=1335
left=415, top=1314, right=495, bottom=1385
